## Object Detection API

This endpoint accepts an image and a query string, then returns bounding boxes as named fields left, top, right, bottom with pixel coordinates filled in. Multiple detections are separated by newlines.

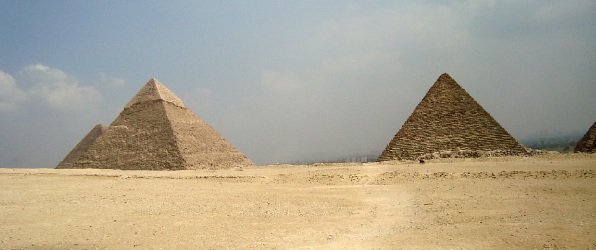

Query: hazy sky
left=1, top=0, right=595, bottom=167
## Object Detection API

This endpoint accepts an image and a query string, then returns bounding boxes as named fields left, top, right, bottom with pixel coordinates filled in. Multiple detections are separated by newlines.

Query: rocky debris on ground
left=416, top=149, right=537, bottom=160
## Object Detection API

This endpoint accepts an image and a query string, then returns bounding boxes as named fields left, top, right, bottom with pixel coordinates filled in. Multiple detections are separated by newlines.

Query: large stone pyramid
left=57, top=78, right=253, bottom=170
left=378, top=73, right=527, bottom=161
left=575, top=122, right=596, bottom=153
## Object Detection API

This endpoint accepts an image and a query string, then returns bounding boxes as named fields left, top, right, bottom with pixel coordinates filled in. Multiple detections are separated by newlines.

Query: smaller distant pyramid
left=57, top=78, right=253, bottom=170
left=378, top=73, right=527, bottom=161
left=58, top=124, right=107, bottom=168
left=575, top=122, right=596, bottom=153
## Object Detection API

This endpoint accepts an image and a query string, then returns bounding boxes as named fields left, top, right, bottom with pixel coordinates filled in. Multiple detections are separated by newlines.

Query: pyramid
left=57, top=78, right=253, bottom=170
left=575, top=122, right=596, bottom=153
left=58, top=124, right=107, bottom=167
left=378, top=73, right=527, bottom=161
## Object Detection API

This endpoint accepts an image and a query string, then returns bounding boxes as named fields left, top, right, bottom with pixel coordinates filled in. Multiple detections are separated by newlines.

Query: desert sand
left=1, top=154, right=595, bottom=249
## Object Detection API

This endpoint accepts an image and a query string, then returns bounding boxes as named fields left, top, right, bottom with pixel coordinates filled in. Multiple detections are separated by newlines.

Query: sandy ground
left=0, top=154, right=595, bottom=249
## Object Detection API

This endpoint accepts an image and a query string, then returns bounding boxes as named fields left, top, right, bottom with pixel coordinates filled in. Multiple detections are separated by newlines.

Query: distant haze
left=1, top=1, right=595, bottom=167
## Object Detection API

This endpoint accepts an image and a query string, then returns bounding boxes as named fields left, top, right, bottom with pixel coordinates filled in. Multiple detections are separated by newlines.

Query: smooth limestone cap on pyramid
left=57, top=78, right=253, bottom=170
left=575, top=121, right=596, bottom=153
left=378, top=73, right=527, bottom=161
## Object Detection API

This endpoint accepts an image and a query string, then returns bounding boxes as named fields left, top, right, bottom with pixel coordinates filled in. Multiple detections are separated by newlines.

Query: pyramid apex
left=438, top=72, right=455, bottom=81
left=431, top=73, right=461, bottom=90
left=125, top=78, right=186, bottom=108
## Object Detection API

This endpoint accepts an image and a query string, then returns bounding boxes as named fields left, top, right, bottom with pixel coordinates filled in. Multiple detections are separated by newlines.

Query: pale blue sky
left=1, top=0, right=595, bottom=167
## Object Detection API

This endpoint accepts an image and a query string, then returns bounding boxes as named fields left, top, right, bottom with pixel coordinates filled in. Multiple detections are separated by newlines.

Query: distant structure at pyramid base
left=575, top=122, right=596, bottom=153
left=378, top=73, right=527, bottom=161
left=57, top=78, right=253, bottom=170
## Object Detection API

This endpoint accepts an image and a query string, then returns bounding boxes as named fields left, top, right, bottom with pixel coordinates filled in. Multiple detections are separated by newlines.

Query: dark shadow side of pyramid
left=57, top=78, right=253, bottom=170
left=575, top=121, right=596, bottom=153
left=378, top=73, right=527, bottom=161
